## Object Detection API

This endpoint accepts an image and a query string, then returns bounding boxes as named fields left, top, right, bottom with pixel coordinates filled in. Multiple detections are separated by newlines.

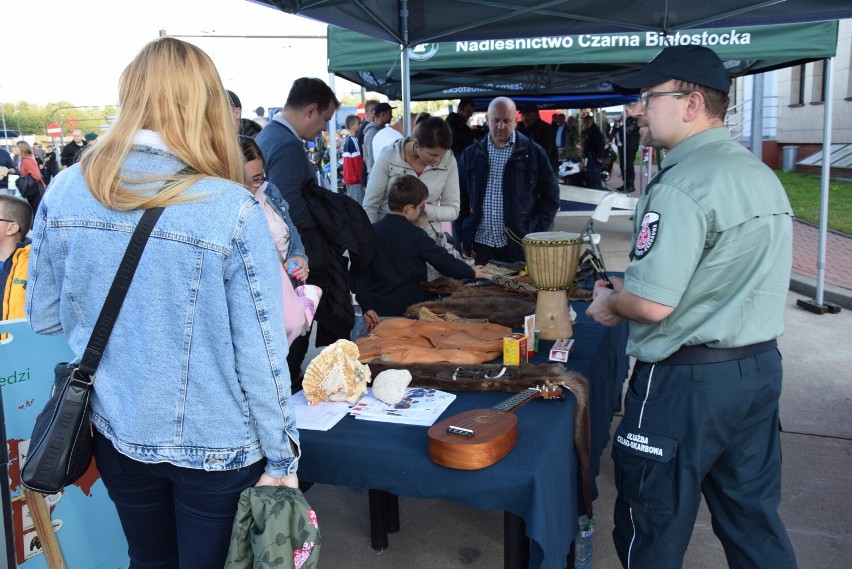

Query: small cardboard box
left=503, top=333, right=528, bottom=365
left=549, top=338, right=575, bottom=363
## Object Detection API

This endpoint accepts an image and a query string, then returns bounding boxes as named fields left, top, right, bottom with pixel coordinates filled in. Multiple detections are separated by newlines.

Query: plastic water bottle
left=574, top=515, right=595, bottom=569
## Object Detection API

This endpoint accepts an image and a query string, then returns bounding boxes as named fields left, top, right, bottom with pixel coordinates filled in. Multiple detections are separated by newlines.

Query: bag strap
left=22, top=487, right=67, bottom=568
left=77, top=207, right=164, bottom=376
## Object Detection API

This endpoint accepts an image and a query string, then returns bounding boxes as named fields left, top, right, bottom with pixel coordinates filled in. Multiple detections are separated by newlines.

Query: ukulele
left=427, top=385, right=564, bottom=470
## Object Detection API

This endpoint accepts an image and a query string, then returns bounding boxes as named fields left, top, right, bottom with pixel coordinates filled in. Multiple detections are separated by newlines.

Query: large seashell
left=303, top=339, right=372, bottom=405
left=372, top=369, right=412, bottom=405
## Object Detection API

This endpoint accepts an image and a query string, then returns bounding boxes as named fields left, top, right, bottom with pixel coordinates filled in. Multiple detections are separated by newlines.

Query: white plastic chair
left=580, top=191, right=619, bottom=271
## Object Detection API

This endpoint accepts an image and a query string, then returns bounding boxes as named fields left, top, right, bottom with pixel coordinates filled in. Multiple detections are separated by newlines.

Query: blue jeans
left=94, top=430, right=265, bottom=568
left=345, top=183, right=364, bottom=205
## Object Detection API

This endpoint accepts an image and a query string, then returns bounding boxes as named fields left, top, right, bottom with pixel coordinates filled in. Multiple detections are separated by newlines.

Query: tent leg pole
left=797, top=56, right=841, bottom=315
left=401, top=0, right=412, bottom=138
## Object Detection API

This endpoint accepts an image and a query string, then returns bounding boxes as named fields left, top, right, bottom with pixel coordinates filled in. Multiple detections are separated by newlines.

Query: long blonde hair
left=81, top=37, right=244, bottom=210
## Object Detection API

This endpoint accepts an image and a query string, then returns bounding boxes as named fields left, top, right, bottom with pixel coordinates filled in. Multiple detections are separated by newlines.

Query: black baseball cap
left=227, top=90, right=242, bottom=109
left=373, top=102, right=396, bottom=114
left=614, top=45, right=731, bottom=94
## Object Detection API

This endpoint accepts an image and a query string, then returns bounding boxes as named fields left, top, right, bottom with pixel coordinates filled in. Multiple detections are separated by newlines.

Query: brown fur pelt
left=368, top=361, right=594, bottom=517
left=420, top=277, right=535, bottom=299
left=419, top=276, right=469, bottom=296
left=406, top=286, right=537, bottom=329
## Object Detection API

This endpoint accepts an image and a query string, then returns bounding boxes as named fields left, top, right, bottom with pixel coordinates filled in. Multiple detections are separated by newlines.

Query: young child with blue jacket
left=356, top=174, right=487, bottom=330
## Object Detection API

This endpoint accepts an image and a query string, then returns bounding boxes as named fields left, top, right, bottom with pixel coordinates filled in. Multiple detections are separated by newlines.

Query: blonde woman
left=26, top=37, right=300, bottom=566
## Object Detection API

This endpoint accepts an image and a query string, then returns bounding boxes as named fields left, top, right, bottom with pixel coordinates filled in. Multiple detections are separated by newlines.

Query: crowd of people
left=6, top=36, right=797, bottom=569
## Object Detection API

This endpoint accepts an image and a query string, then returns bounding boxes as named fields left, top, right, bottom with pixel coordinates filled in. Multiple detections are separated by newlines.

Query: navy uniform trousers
left=611, top=349, right=798, bottom=569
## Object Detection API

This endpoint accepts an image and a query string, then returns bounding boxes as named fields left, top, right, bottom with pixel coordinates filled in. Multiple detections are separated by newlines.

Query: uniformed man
left=588, top=45, right=798, bottom=569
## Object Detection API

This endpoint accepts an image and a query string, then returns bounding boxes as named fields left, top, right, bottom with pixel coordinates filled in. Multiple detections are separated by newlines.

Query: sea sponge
left=371, top=369, right=412, bottom=405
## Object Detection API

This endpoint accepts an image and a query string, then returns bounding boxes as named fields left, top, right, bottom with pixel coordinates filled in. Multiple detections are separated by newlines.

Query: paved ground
left=790, top=221, right=852, bottom=307
left=303, top=181, right=852, bottom=568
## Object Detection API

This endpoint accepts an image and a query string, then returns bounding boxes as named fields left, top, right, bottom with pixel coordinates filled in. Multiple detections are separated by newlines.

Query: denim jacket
left=26, top=130, right=300, bottom=477
left=263, top=181, right=307, bottom=261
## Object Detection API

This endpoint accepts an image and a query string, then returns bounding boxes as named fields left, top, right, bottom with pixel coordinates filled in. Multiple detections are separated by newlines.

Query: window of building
left=810, top=60, right=827, bottom=104
left=789, top=64, right=805, bottom=106
left=847, top=45, right=852, bottom=100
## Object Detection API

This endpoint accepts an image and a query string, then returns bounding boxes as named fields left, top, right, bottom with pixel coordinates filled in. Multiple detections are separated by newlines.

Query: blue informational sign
left=0, top=320, right=128, bottom=568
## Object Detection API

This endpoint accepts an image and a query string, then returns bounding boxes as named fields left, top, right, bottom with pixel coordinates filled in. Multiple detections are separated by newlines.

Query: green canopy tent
left=321, top=16, right=844, bottom=312
left=255, top=0, right=852, bottom=118
left=256, top=0, right=848, bottom=363
left=327, top=20, right=839, bottom=102
left=255, top=1, right=852, bottom=45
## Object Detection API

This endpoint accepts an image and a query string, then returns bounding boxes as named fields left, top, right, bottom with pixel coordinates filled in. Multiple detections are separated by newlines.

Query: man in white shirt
left=363, top=102, right=394, bottom=173
left=372, top=113, right=416, bottom=161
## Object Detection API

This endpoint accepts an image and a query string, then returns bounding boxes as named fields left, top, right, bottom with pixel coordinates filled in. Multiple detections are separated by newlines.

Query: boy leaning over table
left=353, top=174, right=487, bottom=336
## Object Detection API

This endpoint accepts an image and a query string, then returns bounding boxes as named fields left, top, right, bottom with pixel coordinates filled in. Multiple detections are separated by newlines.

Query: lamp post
left=1, top=105, right=8, bottom=152
left=1, top=85, right=9, bottom=151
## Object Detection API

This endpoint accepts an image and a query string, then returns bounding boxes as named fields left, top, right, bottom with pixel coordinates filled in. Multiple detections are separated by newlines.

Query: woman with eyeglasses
left=239, top=135, right=321, bottom=345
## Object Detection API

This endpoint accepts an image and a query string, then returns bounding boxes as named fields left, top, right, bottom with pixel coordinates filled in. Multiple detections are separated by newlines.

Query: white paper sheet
left=349, top=387, right=456, bottom=427
left=291, top=390, right=352, bottom=431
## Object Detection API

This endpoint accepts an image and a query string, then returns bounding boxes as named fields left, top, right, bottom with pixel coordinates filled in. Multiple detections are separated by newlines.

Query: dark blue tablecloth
left=298, top=304, right=628, bottom=569
left=543, top=302, right=630, bottom=490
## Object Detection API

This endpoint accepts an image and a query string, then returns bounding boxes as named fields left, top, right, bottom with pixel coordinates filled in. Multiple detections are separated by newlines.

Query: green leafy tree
left=2, top=101, right=118, bottom=139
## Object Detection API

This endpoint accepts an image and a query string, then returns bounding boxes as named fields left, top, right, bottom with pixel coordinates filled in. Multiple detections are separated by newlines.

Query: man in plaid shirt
left=455, top=97, right=559, bottom=264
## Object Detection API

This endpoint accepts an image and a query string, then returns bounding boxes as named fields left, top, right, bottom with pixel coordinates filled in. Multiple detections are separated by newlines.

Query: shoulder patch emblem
left=634, top=211, right=660, bottom=259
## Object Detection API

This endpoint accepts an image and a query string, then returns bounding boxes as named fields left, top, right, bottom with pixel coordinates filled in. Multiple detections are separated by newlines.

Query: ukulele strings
left=449, top=388, right=539, bottom=431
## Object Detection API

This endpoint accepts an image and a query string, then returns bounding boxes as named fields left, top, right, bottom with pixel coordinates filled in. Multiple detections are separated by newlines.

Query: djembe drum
left=522, top=232, right=584, bottom=340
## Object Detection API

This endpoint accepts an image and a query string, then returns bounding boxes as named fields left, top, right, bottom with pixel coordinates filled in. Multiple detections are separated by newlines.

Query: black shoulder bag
left=22, top=207, right=165, bottom=494
left=15, top=174, right=44, bottom=198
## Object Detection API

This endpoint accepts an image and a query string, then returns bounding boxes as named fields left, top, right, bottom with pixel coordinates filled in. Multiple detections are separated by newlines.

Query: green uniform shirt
left=624, top=127, right=793, bottom=362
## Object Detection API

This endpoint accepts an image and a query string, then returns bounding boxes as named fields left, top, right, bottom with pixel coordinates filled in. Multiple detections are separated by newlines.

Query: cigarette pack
left=503, top=333, right=528, bottom=366
left=549, top=338, right=575, bottom=363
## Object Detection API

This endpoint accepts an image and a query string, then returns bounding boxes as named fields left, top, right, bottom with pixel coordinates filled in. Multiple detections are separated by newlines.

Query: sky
left=4, top=0, right=361, bottom=112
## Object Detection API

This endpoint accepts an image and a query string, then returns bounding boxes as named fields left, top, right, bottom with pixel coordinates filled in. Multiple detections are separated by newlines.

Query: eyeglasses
left=249, top=174, right=266, bottom=187
left=638, top=91, right=692, bottom=109
left=0, top=218, right=19, bottom=232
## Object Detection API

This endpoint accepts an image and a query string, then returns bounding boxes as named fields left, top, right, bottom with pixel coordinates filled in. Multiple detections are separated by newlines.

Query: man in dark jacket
left=446, top=98, right=476, bottom=159
left=517, top=103, right=558, bottom=173
left=612, top=109, right=640, bottom=192
left=0, top=148, right=16, bottom=193
left=454, top=97, right=560, bottom=265
left=256, top=77, right=341, bottom=388
left=59, top=129, right=86, bottom=168
left=42, top=145, right=60, bottom=186
left=582, top=113, right=606, bottom=189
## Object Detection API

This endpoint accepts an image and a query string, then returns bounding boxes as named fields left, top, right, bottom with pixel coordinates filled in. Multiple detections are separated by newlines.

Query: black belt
left=652, top=339, right=777, bottom=366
